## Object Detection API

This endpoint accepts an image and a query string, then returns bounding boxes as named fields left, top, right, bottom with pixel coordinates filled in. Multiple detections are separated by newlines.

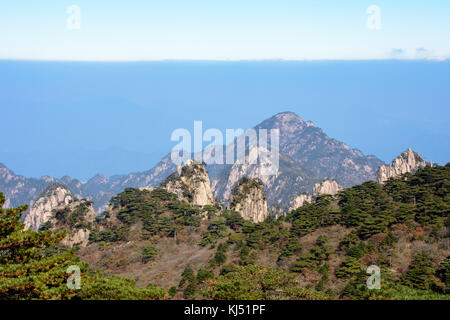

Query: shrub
left=142, top=245, right=158, bottom=263
left=335, top=257, right=364, bottom=278
left=402, top=253, right=436, bottom=290
left=213, top=243, right=229, bottom=265
left=168, top=286, right=178, bottom=297
left=183, top=281, right=197, bottom=299
left=76, top=272, right=166, bottom=300
left=196, top=268, right=213, bottom=283
left=200, top=219, right=227, bottom=246
left=179, top=267, right=195, bottom=287
left=204, top=265, right=328, bottom=300
left=38, top=220, right=53, bottom=232
left=436, top=257, right=450, bottom=288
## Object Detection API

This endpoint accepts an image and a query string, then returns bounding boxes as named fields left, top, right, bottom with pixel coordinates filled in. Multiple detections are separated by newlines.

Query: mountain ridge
left=1, top=111, right=385, bottom=212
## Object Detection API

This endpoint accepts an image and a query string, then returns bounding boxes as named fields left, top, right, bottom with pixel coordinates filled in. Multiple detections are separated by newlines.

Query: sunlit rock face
left=163, top=160, right=217, bottom=207
left=313, top=179, right=343, bottom=197
left=24, top=183, right=75, bottom=231
left=289, top=193, right=313, bottom=212
left=22, top=183, right=96, bottom=248
left=227, top=177, right=268, bottom=223
left=376, top=149, right=426, bottom=184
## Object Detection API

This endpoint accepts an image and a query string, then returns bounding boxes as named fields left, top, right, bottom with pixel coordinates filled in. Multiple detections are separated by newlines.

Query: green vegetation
left=0, top=193, right=80, bottom=299
left=202, top=265, right=330, bottom=300
left=92, top=188, right=203, bottom=243
left=75, top=272, right=166, bottom=300
left=212, top=243, right=228, bottom=266
left=1, top=163, right=448, bottom=300
left=38, top=220, right=53, bottom=232
left=53, top=201, right=93, bottom=230
left=0, top=192, right=165, bottom=300
left=142, top=245, right=158, bottom=263
left=200, top=219, right=227, bottom=246
left=179, top=267, right=197, bottom=299
left=291, top=235, right=331, bottom=274
left=436, top=256, right=450, bottom=291
left=401, top=253, right=438, bottom=291
left=290, top=195, right=340, bottom=236
left=228, top=177, right=266, bottom=209
left=335, top=257, right=364, bottom=278
left=89, top=226, right=128, bottom=242
left=168, top=286, right=178, bottom=297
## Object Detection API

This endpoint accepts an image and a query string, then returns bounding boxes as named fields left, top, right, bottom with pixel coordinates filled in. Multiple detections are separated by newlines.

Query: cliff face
left=22, top=183, right=96, bottom=247
left=23, top=183, right=75, bottom=231
left=268, top=203, right=285, bottom=219
left=313, top=179, right=343, bottom=196
left=163, top=160, right=216, bottom=207
left=211, top=146, right=316, bottom=207
left=376, top=149, right=427, bottom=184
left=289, top=193, right=313, bottom=211
left=227, top=177, right=268, bottom=223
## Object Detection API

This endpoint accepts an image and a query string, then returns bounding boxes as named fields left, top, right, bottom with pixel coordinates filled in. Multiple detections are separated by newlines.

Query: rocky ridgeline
left=162, top=160, right=217, bottom=207
left=376, top=149, right=427, bottom=184
left=1, top=112, right=385, bottom=213
left=23, top=183, right=96, bottom=247
left=254, top=112, right=384, bottom=187
left=227, top=177, right=268, bottom=223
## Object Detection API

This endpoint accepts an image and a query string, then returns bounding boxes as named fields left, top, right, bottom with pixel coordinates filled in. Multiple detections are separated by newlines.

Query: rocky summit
left=22, top=183, right=96, bottom=247
left=255, top=112, right=384, bottom=187
left=23, top=183, right=75, bottom=231
left=227, top=177, right=268, bottom=223
left=376, top=148, right=427, bottom=184
left=312, top=179, right=343, bottom=197
left=162, top=160, right=217, bottom=207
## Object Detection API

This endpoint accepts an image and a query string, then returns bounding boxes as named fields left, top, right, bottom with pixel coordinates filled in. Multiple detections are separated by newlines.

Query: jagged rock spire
left=376, top=148, right=426, bottom=183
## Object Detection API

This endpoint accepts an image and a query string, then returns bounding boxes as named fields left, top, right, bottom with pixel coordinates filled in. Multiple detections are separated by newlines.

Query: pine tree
left=0, top=192, right=85, bottom=299
left=402, top=253, right=436, bottom=290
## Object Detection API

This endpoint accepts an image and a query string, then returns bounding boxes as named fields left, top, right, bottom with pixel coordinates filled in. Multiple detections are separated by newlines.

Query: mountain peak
left=254, top=111, right=384, bottom=188
left=376, top=148, right=426, bottom=183
left=88, top=173, right=109, bottom=185
left=40, top=176, right=56, bottom=183
left=256, top=111, right=307, bottom=132
left=38, top=183, right=73, bottom=199
left=272, top=111, right=305, bottom=123
left=396, top=149, right=425, bottom=168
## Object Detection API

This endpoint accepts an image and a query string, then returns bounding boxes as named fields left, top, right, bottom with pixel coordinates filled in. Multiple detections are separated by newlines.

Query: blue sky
left=1, top=0, right=449, bottom=61
left=0, top=2, right=449, bottom=180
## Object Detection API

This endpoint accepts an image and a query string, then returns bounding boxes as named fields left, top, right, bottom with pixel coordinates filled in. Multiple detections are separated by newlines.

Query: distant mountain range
left=0, top=112, right=385, bottom=213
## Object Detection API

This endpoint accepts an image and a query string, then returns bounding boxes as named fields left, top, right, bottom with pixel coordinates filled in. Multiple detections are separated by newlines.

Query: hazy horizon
left=1, top=60, right=449, bottom=181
